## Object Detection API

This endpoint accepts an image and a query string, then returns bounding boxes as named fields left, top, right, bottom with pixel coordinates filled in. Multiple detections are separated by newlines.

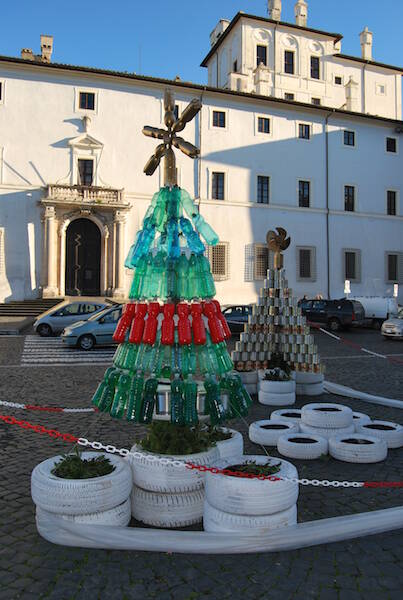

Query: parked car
left=34, top=300, right=107, bottom=337
left=381, top=307, right=403, bottom=340
left=349, top=296, right=398, bottom=329
left=298, top=298, right=365, bottom=332
left=61, top=304, right=122, bottom=350
left=222, top=305, right=252, bottom=334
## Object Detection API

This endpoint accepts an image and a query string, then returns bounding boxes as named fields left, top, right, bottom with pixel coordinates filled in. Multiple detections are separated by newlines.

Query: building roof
left=1, top=54, right=402, bottom=127
left=200, top=12, right=343, bottom=67
left=334, top=53, right=403, bottom=74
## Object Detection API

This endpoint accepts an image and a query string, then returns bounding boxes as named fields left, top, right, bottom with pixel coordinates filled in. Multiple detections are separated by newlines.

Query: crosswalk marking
left=21, top=335, right=115, bottom=366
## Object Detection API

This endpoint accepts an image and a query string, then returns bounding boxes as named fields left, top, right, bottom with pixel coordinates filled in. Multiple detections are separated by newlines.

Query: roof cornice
left=0, top=55, right=402, bottom=127
left=334, top=53, right=403, bottom=74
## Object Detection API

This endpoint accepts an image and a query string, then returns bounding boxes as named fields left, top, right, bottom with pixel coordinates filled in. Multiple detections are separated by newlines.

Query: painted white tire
left=245, top=383, right=258, bottom=395
left=249, top=420, right=299, bottom=446
left=259, top=380, right=296, bottom=394
left=277, top=433, right=328, bottom=460
left=127, top=444, right=219, bottom=493
left=258, top=390, right=296, bottom=406
left=356, top=421, right=403, bottom=449
left=205, top=455, right=299, bottom=516
left=31, top=452, right=132, bottom=516
left=300, top=422, right=355, bottom=440
left=36, top=498, right=131, bottom=526
left=352, top=412, right=371, bottom=431
left=216, top=428, right=244, bottom=460
left=294, top=372, right=324, bottom=384
left=301, top=403, right=353, bottom=428
left=239, top=371, right=258, bottom=384
left=203, top=500, right=297, bottom=534
left=270, top=409, right=302, bottom=425
left=329, top=434, right=388, bottom=463
left=296, top=382, right=324, bottom=396
left=131, top=485, right=204, bottom=528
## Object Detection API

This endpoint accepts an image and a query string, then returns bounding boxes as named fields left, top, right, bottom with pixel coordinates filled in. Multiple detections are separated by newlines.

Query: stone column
left=112, top=211, right=126, bottom=299
left=42, top=205, right=59, bottom=298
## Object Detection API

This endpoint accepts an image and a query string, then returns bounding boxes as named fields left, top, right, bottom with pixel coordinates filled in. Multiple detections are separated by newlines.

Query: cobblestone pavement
left=0, top=330, right=402, bottom=600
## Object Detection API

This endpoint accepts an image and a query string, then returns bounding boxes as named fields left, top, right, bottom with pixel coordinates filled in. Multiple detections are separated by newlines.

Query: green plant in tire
left=51, top=448, right=115, bottom=479
left=262, top=367, right=291, bottom=382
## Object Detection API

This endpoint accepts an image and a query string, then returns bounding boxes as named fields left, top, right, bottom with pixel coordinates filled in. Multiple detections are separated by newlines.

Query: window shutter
left=399, top=252, right=403, bottom=284
left=253, top=243, right=269, bottom=280
left=296, top=246, right=316, bottom=281
left=244, top=244, right=254, bottom=282
left=207, top=242, right=229, bottom=281
left=310, top=247, right=317, bottom=282
left=355, top=250, right=361, bottom=283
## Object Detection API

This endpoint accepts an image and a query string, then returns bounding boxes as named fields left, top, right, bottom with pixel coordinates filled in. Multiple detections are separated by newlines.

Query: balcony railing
left=46, top=184, right=125, bottom=207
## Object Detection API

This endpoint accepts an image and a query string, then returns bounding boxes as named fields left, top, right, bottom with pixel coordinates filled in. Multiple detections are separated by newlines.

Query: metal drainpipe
left=197, top=91, right=204, bottom=203
left=273, top=23, right=278, bottom=95
left=363, top=62, right=368, bottom=114
left=325, top=110, right=336, bottom=299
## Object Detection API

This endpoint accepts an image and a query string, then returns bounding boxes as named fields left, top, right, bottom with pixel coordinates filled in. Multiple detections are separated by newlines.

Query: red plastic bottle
left=190, top=303, right=206, bottom=345
left=113, top=303, right=137, bottom=343
left=128, top=303, right=147, bottom=344
left=202, top=301, right=225, bottom=343
left=142, top=302, right=161, bottom=345
left=177, top=302, right=192, bottom=345
left=161, top=303, right=175, bottom=345
left=212, top=299, right=232, bottom=339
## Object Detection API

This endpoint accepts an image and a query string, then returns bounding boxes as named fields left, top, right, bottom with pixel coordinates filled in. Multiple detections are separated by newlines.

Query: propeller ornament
left=266, top=227, right=291, bottom=269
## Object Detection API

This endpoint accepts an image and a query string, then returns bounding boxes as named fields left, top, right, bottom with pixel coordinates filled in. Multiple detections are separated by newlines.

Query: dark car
left=222, top=305, right=252, bottom=334
left=299, top=298, right=365, bottom=332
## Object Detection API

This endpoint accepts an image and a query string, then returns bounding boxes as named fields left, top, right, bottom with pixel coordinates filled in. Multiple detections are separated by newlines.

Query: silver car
left=34, top=300, right=107, bottom=337
left=62, top=304, right=122, bottom=350
left=381, top=307, right=403, bottom=340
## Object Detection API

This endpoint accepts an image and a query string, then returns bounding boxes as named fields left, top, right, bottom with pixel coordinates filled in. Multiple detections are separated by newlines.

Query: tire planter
left=36, top=498, right=131, bottom=526
left=352, top=412, right=371, bottom=430
left=239, top=371, right=258, bottom=384
left=215, top=428, right=244, bottom=460
left=277, top=433, right=328, bottom=460
left=203, top=500, right=297, bottom=534
left=258, top=390, right=296, bottom=406
left=131, top=485, right=204, bottom=528
left=31, top=452, right=133, bottom=516
left=249, top=420, right=299, bottom=446
left=205, top=455, right=299, bottom=516
left=299, top=422, right=355, bottom=440
left=301, top=403, right=353, bottom=429
left=259, top=379, right=296, bottom=394
left=329, top=434, right=388, bottom=463
left=296, top=382, right=324, bottom=396
left=127, top=444, right=219, bottom=493
left=356, top=421, right=403, bottom=449
left=270, top=409, right=302, bottom=425
left=293, top=372, right=324, bottom=385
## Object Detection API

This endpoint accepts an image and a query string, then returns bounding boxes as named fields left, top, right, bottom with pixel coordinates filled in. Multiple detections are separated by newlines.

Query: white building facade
left=0, top=1, right=402, bottom=305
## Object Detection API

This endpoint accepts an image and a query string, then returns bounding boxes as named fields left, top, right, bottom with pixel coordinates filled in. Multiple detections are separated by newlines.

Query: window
left=310, top=56, right=320, bottom=80
left=297, top=247, right=316, bottom=281
left=59, top=303, right=81, bottom=316
left=344, top=250, right=361, bottom=282
left=233, top=59, right=238, bottom=73
left=254, top=244, right=269, bottom=279
left=173, top=105, right=179, bottom=120
left=335, top=76, right=342, bottom=85
left=78, top=159, right=94, bottom=186
left=207, top=243, right=229, bottom=281
left=376, top=84, right=386, bottom=95
left=387, top=190, right=397, bottom=216
left=387, top=254, right=398, bottom=282
left=284, top=51, right=295, bottom=74
left=298, top=124, right=310, bottom=140
left=386, top=137, right=397, bottom=153
left=344, top=131, right=355, bottom=146
left=298, top=180, right=310, bottom=208
left=257, top=117, right=270, bottom=134
left=257, top=45, right=267, bottom=67
left=212, top=172, right=225, bottom=200
left=311, top=98, right=321, bottom=106
left=257, top=176, right=270, bottom=204
left=344, top=185, right=355, bottom=212
left=102, top=308, right=122, bottom=323
left=79, top=92, right=95, bottom=110
left=285, top=92, right=295, bottom=101
left=213, top=110, right=226, bottom=128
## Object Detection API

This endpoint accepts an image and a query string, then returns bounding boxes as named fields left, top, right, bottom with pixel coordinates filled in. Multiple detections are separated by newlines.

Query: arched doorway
left=65, top=218, right=101, bottom=296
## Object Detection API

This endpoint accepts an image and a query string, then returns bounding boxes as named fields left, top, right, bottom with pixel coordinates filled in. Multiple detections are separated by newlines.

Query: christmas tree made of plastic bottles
left=92, top=90, right=252, bottom=426
left=232, top=228, right=323, bottom=374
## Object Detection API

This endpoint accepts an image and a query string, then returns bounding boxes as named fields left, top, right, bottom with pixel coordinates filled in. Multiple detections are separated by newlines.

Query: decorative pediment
left=68, top=133, right=104, bottom=150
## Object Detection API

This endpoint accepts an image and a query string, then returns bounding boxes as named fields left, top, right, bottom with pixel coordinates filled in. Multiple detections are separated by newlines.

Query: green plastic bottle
left=139, top=377, right=158, bottom=423
left=166, top=256, right=177, bottom=299
left=188, top=253, right=199, bottom=299
left=126, top=372, right=145, bottom=421
left=183, top=377, right=198, bottom=425
left=199, top=254, right=216, bottom=297
left=110, top=374, right=131, bottom=418
left=205, top=332, right=220, bottom=373
left=122, top=344, right=139, bottom=371
left=170, top=375, right=184, bottom=425
left=113, top=344, right=127, bottom=369
left=92, top=366, right=116, bottom=408
left=177, top=253, right=189, bottom=299
left=129, top=255, right=147, bottom=299
left=139, top=254, right=154, bottom=299
left=214, top=342, right=233, bottom=374
left=204, top=377, right=226, bottom=425
left=149, top=250, right=166, bottom=299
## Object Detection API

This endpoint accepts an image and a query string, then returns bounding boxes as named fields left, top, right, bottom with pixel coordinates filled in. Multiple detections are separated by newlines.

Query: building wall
left=0, top=62, right=402, bottom=304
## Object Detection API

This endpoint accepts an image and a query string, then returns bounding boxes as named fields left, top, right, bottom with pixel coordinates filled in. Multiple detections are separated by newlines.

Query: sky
left=1, top=0, right=402, bottom=83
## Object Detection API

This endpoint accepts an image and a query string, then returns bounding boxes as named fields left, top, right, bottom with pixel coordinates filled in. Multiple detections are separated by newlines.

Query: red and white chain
left=0, top=400, right=95, bottom=413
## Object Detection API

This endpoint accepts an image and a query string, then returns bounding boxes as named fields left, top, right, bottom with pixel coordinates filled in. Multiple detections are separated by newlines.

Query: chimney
left=268, top=0, right=282, bottom=21
left=345, top=76, right=359, bottom=112
left=360, top=27, right=373, bottom=61
left=295, top=0, right=308, bottom=27
left=209, top=19, right=230, bottom=47
left=40, top=34, right=53, bottom=62
left=21, top=48, right=34, bottom=61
